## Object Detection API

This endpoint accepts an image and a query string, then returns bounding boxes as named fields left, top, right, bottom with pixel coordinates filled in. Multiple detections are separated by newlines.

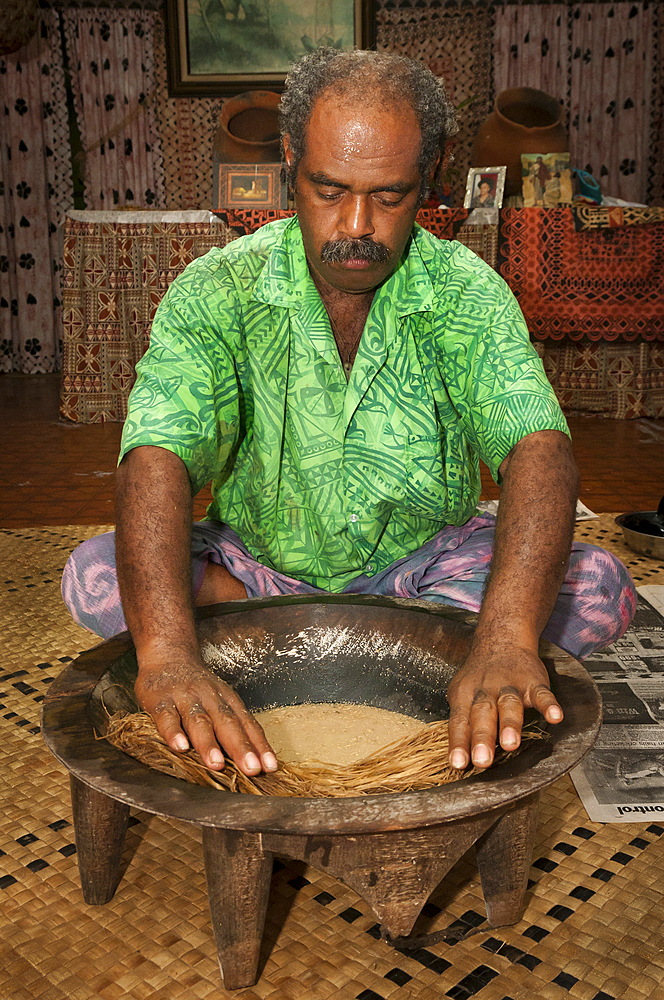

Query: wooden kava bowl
left=43, top=595, right=601, bottom=990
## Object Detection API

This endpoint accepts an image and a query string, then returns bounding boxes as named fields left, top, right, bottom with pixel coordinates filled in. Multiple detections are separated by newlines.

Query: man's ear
left=428, top=152, right=442, bottom=186
left=282, top=134, right=297, bottom=201
left=426, top=149, right=448, bottom=189
left=282, top=134, right=294, bottom=169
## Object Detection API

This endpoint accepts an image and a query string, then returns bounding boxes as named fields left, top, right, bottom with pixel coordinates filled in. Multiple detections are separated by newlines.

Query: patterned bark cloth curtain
left=493, top=2, right=658, bottom=206
left=494, top=4, right=568, bottom=107
left=376, top=0, right=494, bottom=208
left=61, top=8, right=165, bottom=210
left=569, top=2, right=653, bottom=205
left=0, top=9, right=72, bottom=373
left=152, top=16, right=225, bottom=211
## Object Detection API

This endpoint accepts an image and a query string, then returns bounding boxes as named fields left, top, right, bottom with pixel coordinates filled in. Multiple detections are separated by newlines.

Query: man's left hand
left=446, top=645, right=563, bottom=770
left=444, top=429, right=576, bottom=770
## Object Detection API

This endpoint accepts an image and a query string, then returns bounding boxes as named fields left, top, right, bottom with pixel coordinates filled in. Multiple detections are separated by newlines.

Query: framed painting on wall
left=166, top=0, right=376, bottom=96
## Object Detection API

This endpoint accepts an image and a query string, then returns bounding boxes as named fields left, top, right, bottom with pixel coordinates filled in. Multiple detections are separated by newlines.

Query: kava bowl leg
left=202, top=826, right=274, bottom=990
left=475, top=791, right=539, bottom=927
left=263, top=814, right=498, bottom=941
left=70, top=775, right=131, bottom=905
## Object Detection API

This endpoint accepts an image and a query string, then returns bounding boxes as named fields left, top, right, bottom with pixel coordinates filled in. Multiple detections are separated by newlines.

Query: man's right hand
left=115, top=446, right=277, bottom=778
left=135, top=657, right=278, bottom=776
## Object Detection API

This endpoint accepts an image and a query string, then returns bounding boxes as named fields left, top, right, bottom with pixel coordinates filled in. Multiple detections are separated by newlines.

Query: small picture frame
left=463, top=167, right=506, bottom=210
left=212, top=163, right=287, bottom=211
left=521, top=152, right=573, bottom=207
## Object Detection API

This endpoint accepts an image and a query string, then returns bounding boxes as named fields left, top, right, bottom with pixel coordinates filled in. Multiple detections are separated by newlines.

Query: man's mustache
left=320, top=237, right=391, bottom=264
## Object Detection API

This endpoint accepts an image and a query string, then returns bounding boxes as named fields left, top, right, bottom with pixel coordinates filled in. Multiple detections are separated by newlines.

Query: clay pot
left=471, top=87, right=568, bottom=198
left=213, top=90, right=282, bottom=165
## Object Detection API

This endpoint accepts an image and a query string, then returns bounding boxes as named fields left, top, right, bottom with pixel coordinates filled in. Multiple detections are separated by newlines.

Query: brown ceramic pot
left=213, top=90, right=282, bottom=165
left=470, top=87, right=568, bottom=197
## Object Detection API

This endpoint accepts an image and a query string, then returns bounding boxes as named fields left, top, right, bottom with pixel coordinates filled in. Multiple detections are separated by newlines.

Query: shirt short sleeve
left=437, top=247, right=569, bottom=482
left=119, top=251, right=241, bottom=493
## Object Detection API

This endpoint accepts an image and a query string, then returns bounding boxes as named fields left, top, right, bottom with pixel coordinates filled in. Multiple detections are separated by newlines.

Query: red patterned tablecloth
left=497, top=207, right=664, bottom=342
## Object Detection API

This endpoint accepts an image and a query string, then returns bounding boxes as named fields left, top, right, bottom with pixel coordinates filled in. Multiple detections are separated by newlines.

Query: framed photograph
left=463, top=167, right=506, bottom=210
left=166, top=0, right=376, bottom=97
left=521, top=152, right=573, bottom=207
left=212, top=163, right=287, bottom=210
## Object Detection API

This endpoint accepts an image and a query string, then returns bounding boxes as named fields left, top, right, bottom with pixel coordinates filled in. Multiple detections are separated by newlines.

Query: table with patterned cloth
left=60, top=212, right=238, bottom=423
left=60, top=207, right=664, bottom=423
left=498, top=207, right=664, bottom=419
left=59, top=208, right=484, bottom=424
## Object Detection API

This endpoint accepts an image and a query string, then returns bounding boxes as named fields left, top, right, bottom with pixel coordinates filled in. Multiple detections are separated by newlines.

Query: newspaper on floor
left=571, top=586, right=664, bottom=823
left=476, top=499, right=599, bottom=521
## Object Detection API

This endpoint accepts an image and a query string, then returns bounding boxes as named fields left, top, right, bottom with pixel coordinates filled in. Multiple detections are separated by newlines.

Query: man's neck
left=308, top=265, right=375, bottom=379
left=308, top=264, right=375, bottom=319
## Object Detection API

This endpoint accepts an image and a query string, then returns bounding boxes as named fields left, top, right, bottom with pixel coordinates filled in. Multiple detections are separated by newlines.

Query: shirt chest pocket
left=402, top=431, right=450, bottom=516
left=366, top=425, right=448, bottom=514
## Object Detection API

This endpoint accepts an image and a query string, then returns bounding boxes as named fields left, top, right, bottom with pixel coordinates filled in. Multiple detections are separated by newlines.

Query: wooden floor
left=1, top=372, right=663, bottom=528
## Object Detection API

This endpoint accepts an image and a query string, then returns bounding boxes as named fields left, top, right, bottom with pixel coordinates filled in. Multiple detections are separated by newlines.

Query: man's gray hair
left=279, top=48, right=458, bottom=200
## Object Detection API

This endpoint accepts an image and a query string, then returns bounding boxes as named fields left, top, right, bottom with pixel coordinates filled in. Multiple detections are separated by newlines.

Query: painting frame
left=212, top=163, right=287, bottom=210
left=463, top=166, right=507, bottom=211
left=165, top=0, right=376, bottom=97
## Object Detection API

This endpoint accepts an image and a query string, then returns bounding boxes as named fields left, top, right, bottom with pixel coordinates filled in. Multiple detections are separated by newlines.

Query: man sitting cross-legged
left=62, top=48, right=636, bottom=780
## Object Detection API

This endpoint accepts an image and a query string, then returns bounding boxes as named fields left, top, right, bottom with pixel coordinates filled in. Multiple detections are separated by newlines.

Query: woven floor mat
left=2, top=524, right=664, bottom=1000
left=574, top=513, right=664, bottom=587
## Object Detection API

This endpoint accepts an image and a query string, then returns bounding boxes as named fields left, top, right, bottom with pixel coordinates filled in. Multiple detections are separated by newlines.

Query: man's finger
left=151, top=701, right=190, bottom=753
left=210, top=685, right=277, bottom=771
left=187, top=699, right=263, bottom=775
left=182, top=703, right=230, bottom=770
left=241, top=716, right=278, bottom=772
left=468, top=691, right=498, bottom=768
left=447, top=708, right=471, bottom=771
left=531, top=684, right=564, bottom=724
left=496, top=686, right=524, bottom=751
left=211, top=710, right=274, bottom=776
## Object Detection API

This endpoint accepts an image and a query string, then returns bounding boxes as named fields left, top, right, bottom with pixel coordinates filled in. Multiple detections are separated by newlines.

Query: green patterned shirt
left=120, top=217, right=568, bottom=592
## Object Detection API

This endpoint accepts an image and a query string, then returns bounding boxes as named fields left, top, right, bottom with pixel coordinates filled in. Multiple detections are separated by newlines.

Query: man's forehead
left=307, top=90, right=418, bottom=135
left=301, top=95, right=421, bottom=168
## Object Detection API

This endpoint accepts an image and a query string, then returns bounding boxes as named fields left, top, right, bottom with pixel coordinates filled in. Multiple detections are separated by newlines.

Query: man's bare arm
left=447, top=430, right=579, bottom=769
left=115, top=445, right=277, bottom=775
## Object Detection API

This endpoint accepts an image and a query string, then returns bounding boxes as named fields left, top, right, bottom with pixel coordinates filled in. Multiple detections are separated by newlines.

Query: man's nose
left=339, top=195, right=375, bottom=239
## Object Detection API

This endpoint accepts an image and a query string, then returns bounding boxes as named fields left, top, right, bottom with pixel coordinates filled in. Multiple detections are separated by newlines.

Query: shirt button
left=366, top=564, right=374, bottom=573
left=349, top=514, right=358, bottom=523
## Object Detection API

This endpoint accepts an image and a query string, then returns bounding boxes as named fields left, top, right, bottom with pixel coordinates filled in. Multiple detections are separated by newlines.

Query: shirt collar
left=253, top=216, right=314, bottom=309
left=379, top=224, right=435, bottom=317
left=254, top=217, right=435, bottom=316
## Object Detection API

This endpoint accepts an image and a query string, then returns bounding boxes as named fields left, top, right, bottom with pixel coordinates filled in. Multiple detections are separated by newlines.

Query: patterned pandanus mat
left=1, top=521, right=664, bottom=1000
